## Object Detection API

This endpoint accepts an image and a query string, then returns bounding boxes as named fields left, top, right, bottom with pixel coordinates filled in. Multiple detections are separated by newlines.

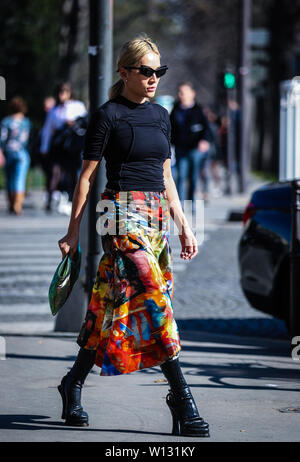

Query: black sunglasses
left=118, top=65, right=168, bottom=78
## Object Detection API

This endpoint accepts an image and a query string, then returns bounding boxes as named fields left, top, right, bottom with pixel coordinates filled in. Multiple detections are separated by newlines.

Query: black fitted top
left=82, top=94, right=172, bottom=191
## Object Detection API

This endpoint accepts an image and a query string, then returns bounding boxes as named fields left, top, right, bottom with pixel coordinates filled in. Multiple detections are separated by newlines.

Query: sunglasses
left=120, top=65, right=168, bottom=78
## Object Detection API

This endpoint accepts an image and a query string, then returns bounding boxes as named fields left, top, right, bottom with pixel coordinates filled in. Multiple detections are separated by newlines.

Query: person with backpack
left=49, top=113, right=88, bottom=205
left=40, top=82, right=87, bottom=211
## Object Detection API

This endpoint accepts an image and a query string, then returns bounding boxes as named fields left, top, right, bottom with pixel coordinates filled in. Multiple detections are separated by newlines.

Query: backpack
left=50, top=115, right=88, bottom=169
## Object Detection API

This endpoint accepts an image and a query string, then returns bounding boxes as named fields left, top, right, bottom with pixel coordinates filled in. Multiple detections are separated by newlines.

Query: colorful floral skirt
left=77, top=189, right=181, bottom=376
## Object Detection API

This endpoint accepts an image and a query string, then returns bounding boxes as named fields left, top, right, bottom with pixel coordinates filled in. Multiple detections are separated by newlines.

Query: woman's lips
left=147, top=87, right=156, bottom=91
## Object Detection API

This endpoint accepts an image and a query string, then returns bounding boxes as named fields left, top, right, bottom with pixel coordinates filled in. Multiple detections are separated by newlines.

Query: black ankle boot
left=58, top=348, right=96, bottom=426
left=160, top=357, right=210, bottom=437
left=166, top=387, right=210, bottom=437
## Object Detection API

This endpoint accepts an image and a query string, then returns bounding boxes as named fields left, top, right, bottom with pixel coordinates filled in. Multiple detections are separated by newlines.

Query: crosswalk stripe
left=0, top=303, right=50, bottom=314
left=0, top=241, right=57, bottom=246
left=0, top=259, right=59, bottom=265
left=0, top=265, right=57, bottom=273
left=0, top=321, right=55, bottom=334
left=0, top=250, right=60, bottom=256
left=0, top=271, right=54, bottom=277
left=0, top=276, right=51, bottom=283
left=0, top=287, right=49, bottom=296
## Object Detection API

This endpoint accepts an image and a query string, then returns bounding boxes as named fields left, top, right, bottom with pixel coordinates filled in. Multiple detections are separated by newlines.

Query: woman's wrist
left=171, top=209, right=191, bottom=235
left=175, top=220, right=192, bottom=236
left=67, top=222, right=80, bottom=236
left=181, top=223, right=192, bottom=235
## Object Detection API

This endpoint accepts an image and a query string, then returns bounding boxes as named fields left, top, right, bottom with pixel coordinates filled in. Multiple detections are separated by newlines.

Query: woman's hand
left=198, top=140, right=210, bottom=153
left=178, top=225, right=198, bottom=260
left=58, top=232, right=79, bottom=260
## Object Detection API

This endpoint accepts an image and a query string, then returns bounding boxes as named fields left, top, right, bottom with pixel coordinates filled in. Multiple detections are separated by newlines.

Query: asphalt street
left=0, top=174, right=299, bottom=443
left=0, top=174, right=288, bottom=338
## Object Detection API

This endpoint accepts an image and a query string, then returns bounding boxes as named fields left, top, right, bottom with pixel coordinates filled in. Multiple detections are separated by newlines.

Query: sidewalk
left=198, top=170, right=268, bottom=225
left=2, top=172, right=298, bottom=443
left=0, top=329, right=299, bottom=442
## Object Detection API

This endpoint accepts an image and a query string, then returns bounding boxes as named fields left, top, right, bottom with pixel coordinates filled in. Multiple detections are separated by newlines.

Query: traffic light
left=224, top=71, right=236, bottom=89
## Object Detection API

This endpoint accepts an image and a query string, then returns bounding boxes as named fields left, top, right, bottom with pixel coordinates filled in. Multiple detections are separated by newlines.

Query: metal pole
left=54, top=1, right=113, bottom=332
left=54, top=205, right=89, bottom=332
left=290, top=180, right=300, bottom=338
left=86, top=0, right=113, bottom=301
left=238, top=0, right=251, bottom=193
left=225, top=73, right=235, bottom=196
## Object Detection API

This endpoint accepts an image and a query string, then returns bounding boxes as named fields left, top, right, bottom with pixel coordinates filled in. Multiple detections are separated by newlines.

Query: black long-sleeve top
left=170, top=101, right=212, bottom=150
left=82, top=94, right=172, bottom=191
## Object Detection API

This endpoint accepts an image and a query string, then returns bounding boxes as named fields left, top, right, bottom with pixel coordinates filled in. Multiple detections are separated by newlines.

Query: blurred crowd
left=0, top=82, right=88, bottom=215
left=0, top=80, right=240, bottom=216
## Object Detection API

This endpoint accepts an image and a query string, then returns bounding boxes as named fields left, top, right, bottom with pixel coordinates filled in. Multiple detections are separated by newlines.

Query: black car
left=238, top=181, right=295, bottom=335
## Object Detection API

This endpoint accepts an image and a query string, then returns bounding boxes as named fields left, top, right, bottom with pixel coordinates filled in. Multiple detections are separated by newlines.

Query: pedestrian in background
left=203, top=106, right=223, bottom=198
left=50, top=113, right=89, bottom=209
left=31, top=96, right=56, bottom=204
left=0, top=96, right=32, bottom=215
left=170, top=82, right=211, bottom=210
left=43, top=96, right=56, bottom=113
left=218, top=114, right=231, bottom=193
left=56, top=35, right=210, bottom=437
left=228, top=98, right=241, bottom=179
left=40, top=82, right=87, bottom=211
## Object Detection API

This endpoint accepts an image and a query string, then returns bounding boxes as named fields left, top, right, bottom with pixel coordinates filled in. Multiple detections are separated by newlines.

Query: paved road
left=0, top=330, right=299, bottom=442
left=0, top=191, right=68, bottom=333
left=0, top=177, right=299, bottom=443
left=0, top=175, right=288, bottom=338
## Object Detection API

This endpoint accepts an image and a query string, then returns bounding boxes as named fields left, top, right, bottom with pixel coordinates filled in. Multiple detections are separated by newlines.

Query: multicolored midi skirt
left=77, top=188, right=181, bottom=376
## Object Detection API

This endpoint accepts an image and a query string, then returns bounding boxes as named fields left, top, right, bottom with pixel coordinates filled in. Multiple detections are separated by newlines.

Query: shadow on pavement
left=178, top=330, right=291, bottom=358
left=176, top=318, right=289, bottom=340
left=139, top=326, right=300, bottom=394
left=0, top=414, right=171, bottom=437
left=5, top=353, right=78, bottom=362
left=153, top=359, right=300, bottom=393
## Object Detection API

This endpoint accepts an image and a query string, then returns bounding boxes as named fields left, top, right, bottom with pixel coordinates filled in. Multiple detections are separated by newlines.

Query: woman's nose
left=149, top=73, right=159, bottom=84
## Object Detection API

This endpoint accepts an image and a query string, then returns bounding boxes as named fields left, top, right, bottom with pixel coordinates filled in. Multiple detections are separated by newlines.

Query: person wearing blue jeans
left=170, top=82, right=211, bottom=213
left=176, top=146, right=211, bottom=209
left=0, top=96, right=32, bottom=215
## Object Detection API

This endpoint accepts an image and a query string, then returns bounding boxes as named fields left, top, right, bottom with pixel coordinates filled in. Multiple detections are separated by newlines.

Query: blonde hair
left=109, top=34, right=160, bottom=100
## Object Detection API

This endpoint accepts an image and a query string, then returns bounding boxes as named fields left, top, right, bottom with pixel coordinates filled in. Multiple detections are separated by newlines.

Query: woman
left=57, top=35, right=210, bottom=438
left=40, top=81, right=87, bottom=211
left=0, top=96, right=31, bottom=215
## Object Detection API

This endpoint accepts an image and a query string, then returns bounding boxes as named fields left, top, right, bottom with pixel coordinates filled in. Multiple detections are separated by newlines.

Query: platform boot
left=58, top=347, right=96, bottom=426
left=160, top=356, right=210, bottom=437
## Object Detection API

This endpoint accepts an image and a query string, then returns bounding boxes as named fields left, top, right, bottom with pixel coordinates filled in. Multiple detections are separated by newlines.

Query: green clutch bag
left=49, top=243, right=81, bottom=316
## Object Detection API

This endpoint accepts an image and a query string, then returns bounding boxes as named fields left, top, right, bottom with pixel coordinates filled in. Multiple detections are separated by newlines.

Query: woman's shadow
left=0, top=414, right=171, bottom=437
